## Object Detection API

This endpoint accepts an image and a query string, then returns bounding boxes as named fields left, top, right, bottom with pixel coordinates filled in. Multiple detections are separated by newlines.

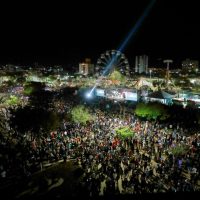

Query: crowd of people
left=0, top=100, right=200, bottom=196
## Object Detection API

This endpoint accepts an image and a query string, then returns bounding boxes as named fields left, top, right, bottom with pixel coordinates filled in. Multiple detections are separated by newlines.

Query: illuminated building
left=135, top=55, right=148, bottom=74
left=79, top=58, right=94, bottom=76
left=182, top=58, right=199, bottom=72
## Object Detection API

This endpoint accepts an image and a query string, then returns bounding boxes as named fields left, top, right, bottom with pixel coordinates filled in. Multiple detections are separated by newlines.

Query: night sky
left=0, top=0, right=200, bottom=67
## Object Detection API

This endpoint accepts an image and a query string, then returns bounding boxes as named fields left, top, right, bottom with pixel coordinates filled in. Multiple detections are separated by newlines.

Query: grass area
left=115, top=126, right=135, bottom=139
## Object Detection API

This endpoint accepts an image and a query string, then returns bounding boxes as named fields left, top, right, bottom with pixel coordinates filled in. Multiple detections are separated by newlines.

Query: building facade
left=135, top=55, right=148, bottom=74
left=182, top=58, right=199, bottom=72
left=79, top=58, right=94, bottom=76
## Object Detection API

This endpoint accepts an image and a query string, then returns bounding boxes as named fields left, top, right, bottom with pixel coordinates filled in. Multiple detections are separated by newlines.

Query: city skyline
left=0, top=0, right=200, bottom=67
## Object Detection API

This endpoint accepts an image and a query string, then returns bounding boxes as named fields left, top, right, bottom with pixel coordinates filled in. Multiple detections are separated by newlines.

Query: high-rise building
left=182, top=58, right=199, bottom=72
left=135, top=55, right=148, bottom=74
left=79, top=58, right=94, bottom=76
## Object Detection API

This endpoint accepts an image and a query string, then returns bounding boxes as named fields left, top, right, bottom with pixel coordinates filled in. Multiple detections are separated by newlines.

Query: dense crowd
left=0, top=103, right=200, bottom=196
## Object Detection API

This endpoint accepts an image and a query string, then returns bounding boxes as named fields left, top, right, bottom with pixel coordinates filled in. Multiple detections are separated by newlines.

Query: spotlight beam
left=89, top=0, right=157, bottom=95
left=118, top=0, right=156, bottom=53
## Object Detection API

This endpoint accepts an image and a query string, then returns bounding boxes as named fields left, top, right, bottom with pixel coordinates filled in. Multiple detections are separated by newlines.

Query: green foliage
left=24, top=82, right=45, bottom=96
left=170, top=144, right=189, bottom=156
left=9, top=106, right=60, bottom=135
left=41, top=111, right=60, bottom=132
left=191, top=84, right=200, bottom=93
left=28, top=90, right=54, bottom=110
left=109, top=70, right=126, bottom=83
left=115, top=126, right=135, bottom=139
left=135, top=102, right=169, bottom=120
left=46, top=75, right=57, bottom=83
left=24, top=86, right=34, bottom=95
left=71, top=105, right=92, bottom=125
left=5, top=95, right=21, bottom=106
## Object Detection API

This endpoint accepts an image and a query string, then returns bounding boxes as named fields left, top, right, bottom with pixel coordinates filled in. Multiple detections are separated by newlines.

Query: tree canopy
left=5, top=95, right=21, bottom=106
left=115, top=126, right=135, bottom=139
left=109, top=70, right=126, bottom=84
left=134, top=102, right=169, bottom=120
left=9, top=106, right=60, bottom=136
left=70, top=105, right=92, bottom=125
left=170, top=144, right=189, bottom=156
left=24, top=82, right=45, bottom=96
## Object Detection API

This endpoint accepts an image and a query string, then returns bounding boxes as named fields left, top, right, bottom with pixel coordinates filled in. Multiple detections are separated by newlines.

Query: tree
left=28, top=90, right=55, bottom=110
left=5, top=95, right=21, bottom=106
left=115, top=126, right=135, bottom=139
left=168, top=105, right=199, bottom=130
left=41, top=111, right=60, bottom=133
left=170, top=144, right=189, bottom=156
left=24, top=82, right=45, bottom=96
left=109, top=70, right=126, bottom=85
left=70, top=105, right=92, bottom=125
left=9, top=106, right=61, bottom=138
left=134, top=102, right=169, bottom=120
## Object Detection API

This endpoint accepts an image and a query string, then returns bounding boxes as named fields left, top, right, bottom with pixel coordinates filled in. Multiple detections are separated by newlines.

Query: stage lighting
left=86, top=92, right=92, bottom=98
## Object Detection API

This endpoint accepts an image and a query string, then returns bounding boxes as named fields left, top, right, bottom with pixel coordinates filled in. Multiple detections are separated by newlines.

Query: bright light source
left=86, top=92, right=92, bottom=98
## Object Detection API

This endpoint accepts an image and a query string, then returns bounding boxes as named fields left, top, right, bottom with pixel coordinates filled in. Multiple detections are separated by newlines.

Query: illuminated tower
left=163, top=59, right=173, bottom=87
left=135, top=55, right=148, bottom=74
